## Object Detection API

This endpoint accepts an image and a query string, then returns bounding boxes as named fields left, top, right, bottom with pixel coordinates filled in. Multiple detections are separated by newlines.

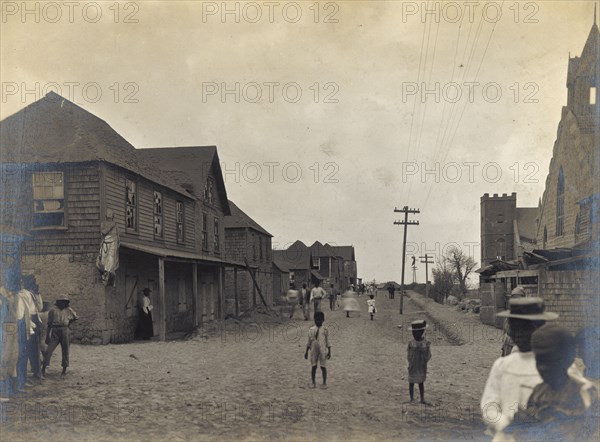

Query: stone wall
left=21, top=253, right=108, bottom=344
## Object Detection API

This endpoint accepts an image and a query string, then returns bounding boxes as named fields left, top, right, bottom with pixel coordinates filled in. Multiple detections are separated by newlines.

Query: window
left=204, top=177, right=215, bottom=205
left=259, top=236, right=263, bottom=261
left=543, top=226, right=548, bottom=249
left=495, top=238, right=506, bottom=260
left=575, top=214, right=582, bottom=243
left=252, top=235, right=257, bottom=261
left=178, top=278, right=187, bottom=312
left=125, top=179, right=137, bottom=231
left=153, top=191, right=163, bottom=237
left=32, top=172, right=65, bottom=228
left=591, top=86, right=597, bottom=105
left=202, top=213, right=208, bottom=251
left=556, top=167, right=565, bottom=236
left=176, top=201, right=184, bottom=243
left=214, top=217, right=220, bottom=253
left=312, top=256, right=320, bottom=269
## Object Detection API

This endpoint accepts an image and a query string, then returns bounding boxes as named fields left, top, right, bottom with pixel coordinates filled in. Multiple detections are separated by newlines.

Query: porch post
left=234, top=267, right=239, bottom=316
left=192, top=263, right=199, bottom=327
left=158, top=257, right=166, bottom=341
left=218, top=266, right=224, bottom=320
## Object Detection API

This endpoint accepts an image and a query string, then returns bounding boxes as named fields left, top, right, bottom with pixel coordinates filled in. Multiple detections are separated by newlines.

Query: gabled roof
left=272, top=258, right=289, bottom=274
left=0, top=92, right=192, bottom=199
left=331, top=245, right=355, bottom=261
left=224, top=200, right=272, bottom=237
left=310, top=241, right=339, bottom=258
left=273, top=241, right=312, bottom=270
left=137, top=146, right=231, bottom=215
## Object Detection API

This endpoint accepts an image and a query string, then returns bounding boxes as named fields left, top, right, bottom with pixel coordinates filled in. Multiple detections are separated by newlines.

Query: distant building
left=480, top=192, right=537, bottom=270
left=272, top=240, right=316, bottom=289
left=273, top=241, right=357, bottom=291
left=478, top=16, right=599, bottom=332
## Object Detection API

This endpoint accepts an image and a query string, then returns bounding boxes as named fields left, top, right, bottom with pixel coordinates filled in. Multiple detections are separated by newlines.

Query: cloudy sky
left=1, top=1, right=597, bottom=283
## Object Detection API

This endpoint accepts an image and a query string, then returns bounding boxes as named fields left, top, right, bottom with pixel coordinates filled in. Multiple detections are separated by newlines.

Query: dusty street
left=1, top=291, right=503, bottom=441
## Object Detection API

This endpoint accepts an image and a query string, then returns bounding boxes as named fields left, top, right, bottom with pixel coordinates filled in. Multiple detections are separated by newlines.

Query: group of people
left=287, top=281, right=381, bottom=320
left=481, top=296, right=599, bottom=441
left=286, top=280, right=337, bottom=320
left=0, top=274, right=78, bottom=402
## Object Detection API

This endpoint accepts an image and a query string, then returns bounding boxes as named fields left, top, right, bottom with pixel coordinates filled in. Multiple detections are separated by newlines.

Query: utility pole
left=419, top=254, right=434, bottom=298
left=394, top=206, right=420, bottom=314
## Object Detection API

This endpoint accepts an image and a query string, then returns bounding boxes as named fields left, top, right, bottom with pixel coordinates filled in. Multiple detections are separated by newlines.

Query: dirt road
left=1, top=291, right=502, bottom=441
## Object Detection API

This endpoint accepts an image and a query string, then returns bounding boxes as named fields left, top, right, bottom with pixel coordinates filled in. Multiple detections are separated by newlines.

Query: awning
left=311, top=270, right=324, bottom=280
left=121, top=241, right=244, bottom=267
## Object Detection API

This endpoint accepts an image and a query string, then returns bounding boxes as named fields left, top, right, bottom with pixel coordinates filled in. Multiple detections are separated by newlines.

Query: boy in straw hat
left=407, top=320, right=431, bottom=404
left=42, top=295, right=78, bottom=378
left=480, top=297, right=559, bottom=440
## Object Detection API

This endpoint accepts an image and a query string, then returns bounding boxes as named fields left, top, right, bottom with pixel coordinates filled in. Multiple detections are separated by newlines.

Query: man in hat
left=481, top=297, right=559, bottom=440
left=42, top=295, right=78, bottom=377
left=500, top=286, right=527, bottom=357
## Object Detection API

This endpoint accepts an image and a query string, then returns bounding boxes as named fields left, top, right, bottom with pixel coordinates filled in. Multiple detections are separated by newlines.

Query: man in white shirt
left=481, top=297, right=565, bottom=440
left=310, top=280, right=326, bottom=314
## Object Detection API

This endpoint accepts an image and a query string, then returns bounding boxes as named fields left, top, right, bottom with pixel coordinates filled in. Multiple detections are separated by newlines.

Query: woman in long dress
left=136, top=288, right=154, bottom=340
left=341, top=289, right=361, bottom=318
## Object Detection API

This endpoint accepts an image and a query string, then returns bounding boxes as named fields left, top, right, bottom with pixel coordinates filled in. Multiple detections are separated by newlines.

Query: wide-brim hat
left=56, top=294, right=70, bottom=303
left=143, top=288, right=152, bottom=294
left=411, top=320, right=428, bottom=330
left=496, top=297, right=558, bottom=320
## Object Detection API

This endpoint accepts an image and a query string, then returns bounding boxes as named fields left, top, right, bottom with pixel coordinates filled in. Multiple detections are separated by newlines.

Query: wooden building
left=222, top=200, right=273, bottom=315
left=0, top=92, right=235, bottom=343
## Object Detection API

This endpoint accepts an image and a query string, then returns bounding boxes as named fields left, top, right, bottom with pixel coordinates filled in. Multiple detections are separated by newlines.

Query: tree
left=446, top=246, right=477, bottom=297
left=431, top=259, right=455, bottom=304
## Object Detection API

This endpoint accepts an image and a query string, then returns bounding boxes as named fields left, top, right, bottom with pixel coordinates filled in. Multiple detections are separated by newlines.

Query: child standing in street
left=42, top=295, right=78, bottom=377
left=407, top=320, right=431, bottom=404
left=304, top=311, right=331, bottom=389
left=367, top=294, right=376, bottom=320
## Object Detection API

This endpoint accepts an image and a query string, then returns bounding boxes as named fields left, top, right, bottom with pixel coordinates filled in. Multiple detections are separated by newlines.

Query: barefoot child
left=304, top=311, right=331, bottom=388
left=367, top=294, right=376, bottom=320
left=407, top=320, right=431, bottom=404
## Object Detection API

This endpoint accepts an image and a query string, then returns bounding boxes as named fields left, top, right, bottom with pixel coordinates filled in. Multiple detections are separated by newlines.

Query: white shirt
left=310, top=287, right=326, bottom=302
left=481, top=349, right=585, bottom=435
left=142, top=296, right=153, bottom=314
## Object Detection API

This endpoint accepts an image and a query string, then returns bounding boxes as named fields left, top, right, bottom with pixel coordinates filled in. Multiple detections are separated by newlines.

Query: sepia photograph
left=1, top=1, right=599, bottom=440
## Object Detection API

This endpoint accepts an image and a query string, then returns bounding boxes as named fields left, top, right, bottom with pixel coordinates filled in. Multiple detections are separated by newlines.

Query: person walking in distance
left=42, top=295, right=78, bottom=377
left=328, top=284, right=336, bottom=311
left=301, top=283, right=311, bottom=321
left=310, top=280, right=326, bottom=314
left=367, top=294, right=377, bottom=320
